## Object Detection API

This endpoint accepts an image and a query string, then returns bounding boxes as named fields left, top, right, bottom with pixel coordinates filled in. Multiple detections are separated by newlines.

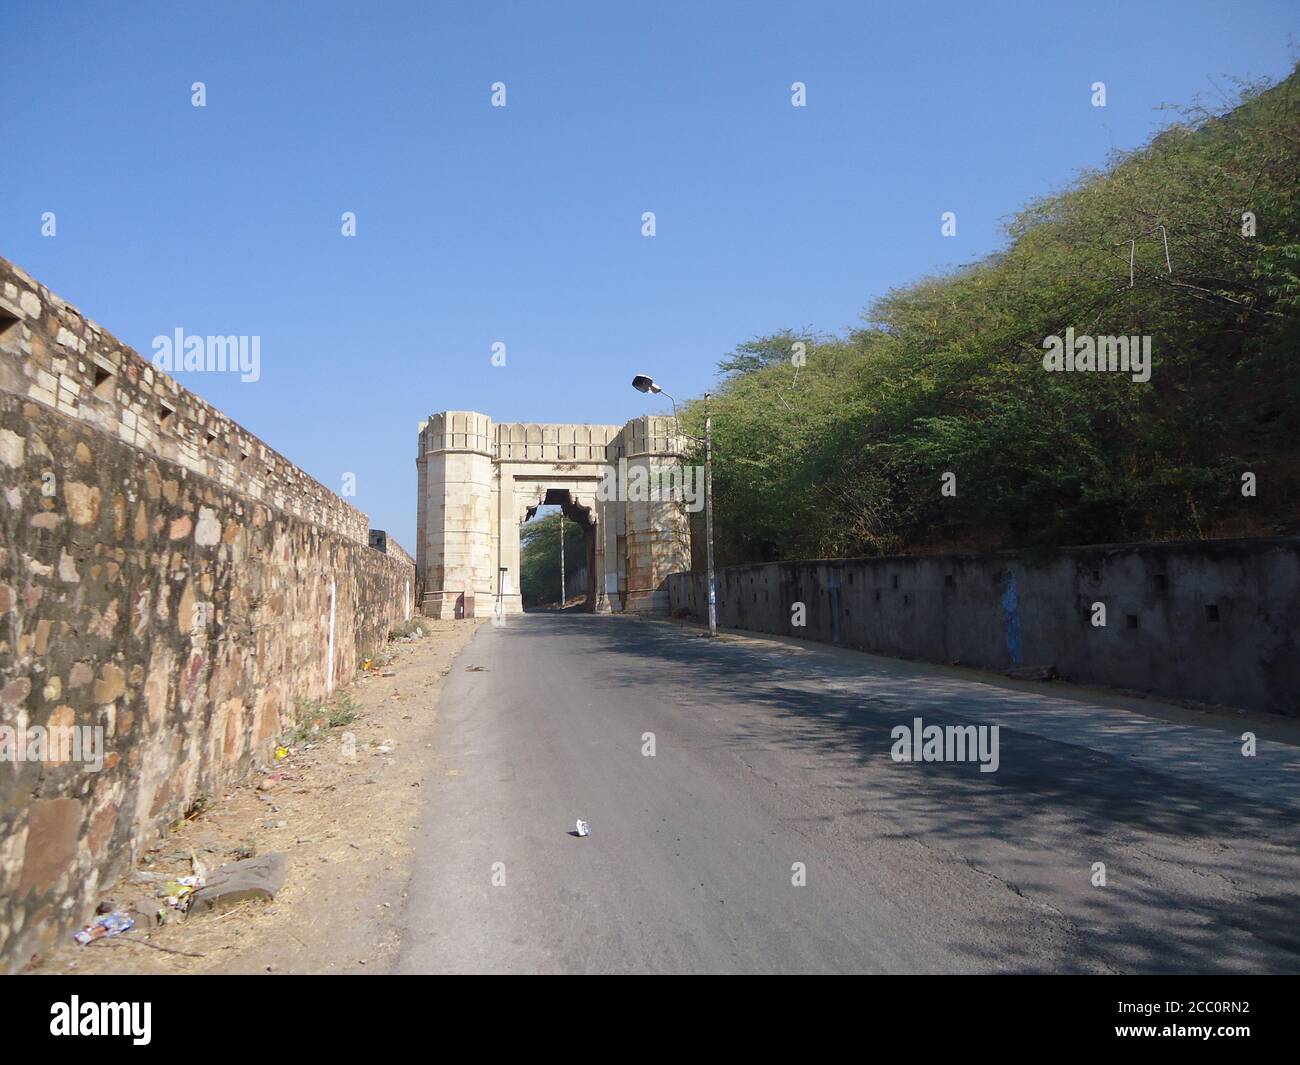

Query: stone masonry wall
left=0, top=258, right=366, bottom=542
left=668, top=538, right=1300, bottom=716
left=0, top=257, right=415, bottom=971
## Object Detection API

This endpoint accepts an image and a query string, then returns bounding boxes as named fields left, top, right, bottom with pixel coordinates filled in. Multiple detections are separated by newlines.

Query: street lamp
left=631, top=374, right=717, bottom=637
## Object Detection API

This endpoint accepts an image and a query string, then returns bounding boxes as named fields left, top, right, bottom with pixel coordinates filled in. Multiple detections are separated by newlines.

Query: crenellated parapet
left=414, top=411, right=694, bottom=618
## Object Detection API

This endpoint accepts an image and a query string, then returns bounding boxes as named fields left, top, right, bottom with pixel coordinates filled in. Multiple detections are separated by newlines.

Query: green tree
left=520, top=512, right=587, bottom=607
left=680, top=67, right=1300, bottom=563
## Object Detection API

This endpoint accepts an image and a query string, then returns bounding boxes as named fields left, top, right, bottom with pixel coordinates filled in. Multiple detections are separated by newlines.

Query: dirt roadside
left=33, top=617, right=485, bottom=975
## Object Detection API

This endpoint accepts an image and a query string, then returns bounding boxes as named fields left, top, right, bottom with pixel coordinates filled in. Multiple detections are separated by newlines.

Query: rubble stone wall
left=0, top=256, right=414, bottom=971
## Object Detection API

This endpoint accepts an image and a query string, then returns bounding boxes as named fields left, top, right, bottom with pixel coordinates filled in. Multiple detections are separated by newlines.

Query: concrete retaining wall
left=668, top=539, right=1300, bottom=715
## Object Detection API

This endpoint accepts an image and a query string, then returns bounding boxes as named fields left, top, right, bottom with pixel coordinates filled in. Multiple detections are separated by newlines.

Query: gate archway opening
left=522, top=489, right=596, bottom=611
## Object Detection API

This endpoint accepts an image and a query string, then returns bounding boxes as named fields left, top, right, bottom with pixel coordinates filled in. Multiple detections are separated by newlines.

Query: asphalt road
left=395, top=613, right=1300, bottom=974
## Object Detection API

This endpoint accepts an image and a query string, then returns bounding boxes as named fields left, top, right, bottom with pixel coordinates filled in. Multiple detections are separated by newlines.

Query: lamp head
left=631, top=374, right=662, bottom=395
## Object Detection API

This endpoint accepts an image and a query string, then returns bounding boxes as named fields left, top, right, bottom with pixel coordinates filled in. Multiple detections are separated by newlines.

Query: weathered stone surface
left=0, top=428, right=24, bottom=467
left=87, top=801, right=119, bottom=860
left=92, top=664, right=126, bottom=703
left=63, top=481, right=100, bottom=526
left=194, top=506, right=221, bottom=546
left=17, top=798, right=82, bottom=896
left=189, top=852, right=287, bottom=913
left=57, top=549, right=79, bottom=582
left=0, top=254, right=415, bottom=972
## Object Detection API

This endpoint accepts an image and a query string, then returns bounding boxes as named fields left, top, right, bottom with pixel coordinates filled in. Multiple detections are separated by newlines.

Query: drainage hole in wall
left=92, top=363, right=115, bottom=399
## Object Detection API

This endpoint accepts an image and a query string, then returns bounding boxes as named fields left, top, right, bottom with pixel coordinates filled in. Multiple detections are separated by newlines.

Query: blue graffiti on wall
left=1001, top=571, right=1023, bottom=666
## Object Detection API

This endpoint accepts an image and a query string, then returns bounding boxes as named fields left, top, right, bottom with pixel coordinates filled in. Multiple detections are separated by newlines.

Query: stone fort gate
left=415, top=411, right=694, bottom=617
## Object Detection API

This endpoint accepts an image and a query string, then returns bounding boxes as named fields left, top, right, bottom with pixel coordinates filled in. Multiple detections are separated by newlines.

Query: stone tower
left=415, top=411, right=694, bottom=617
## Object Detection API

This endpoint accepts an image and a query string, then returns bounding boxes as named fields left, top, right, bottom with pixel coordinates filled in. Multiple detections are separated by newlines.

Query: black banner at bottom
left=1, top=974, right=1287, bottom=1052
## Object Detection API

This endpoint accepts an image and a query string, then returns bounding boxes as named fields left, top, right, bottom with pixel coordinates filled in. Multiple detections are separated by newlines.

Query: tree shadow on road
left=506, top=615, right=1300, bottom=974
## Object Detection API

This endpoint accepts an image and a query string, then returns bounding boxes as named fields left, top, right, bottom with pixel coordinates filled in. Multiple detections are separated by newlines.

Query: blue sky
left=2, top=0, right=1295, bottom=548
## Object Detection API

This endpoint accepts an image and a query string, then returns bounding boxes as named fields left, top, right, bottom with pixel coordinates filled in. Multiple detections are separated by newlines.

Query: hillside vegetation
left=681, top=69, right=1300, bottom=564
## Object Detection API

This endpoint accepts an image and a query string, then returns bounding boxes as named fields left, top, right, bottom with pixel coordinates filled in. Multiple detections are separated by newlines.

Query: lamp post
left=703, top=391, right=716, bottom=637
left=559, top=509, right=566, bottom=608
left=631, top=375, right=717, bottom=637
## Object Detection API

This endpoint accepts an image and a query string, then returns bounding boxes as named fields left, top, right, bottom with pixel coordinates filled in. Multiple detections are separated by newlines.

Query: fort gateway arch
left=415, top=411, right=696, bottom=617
